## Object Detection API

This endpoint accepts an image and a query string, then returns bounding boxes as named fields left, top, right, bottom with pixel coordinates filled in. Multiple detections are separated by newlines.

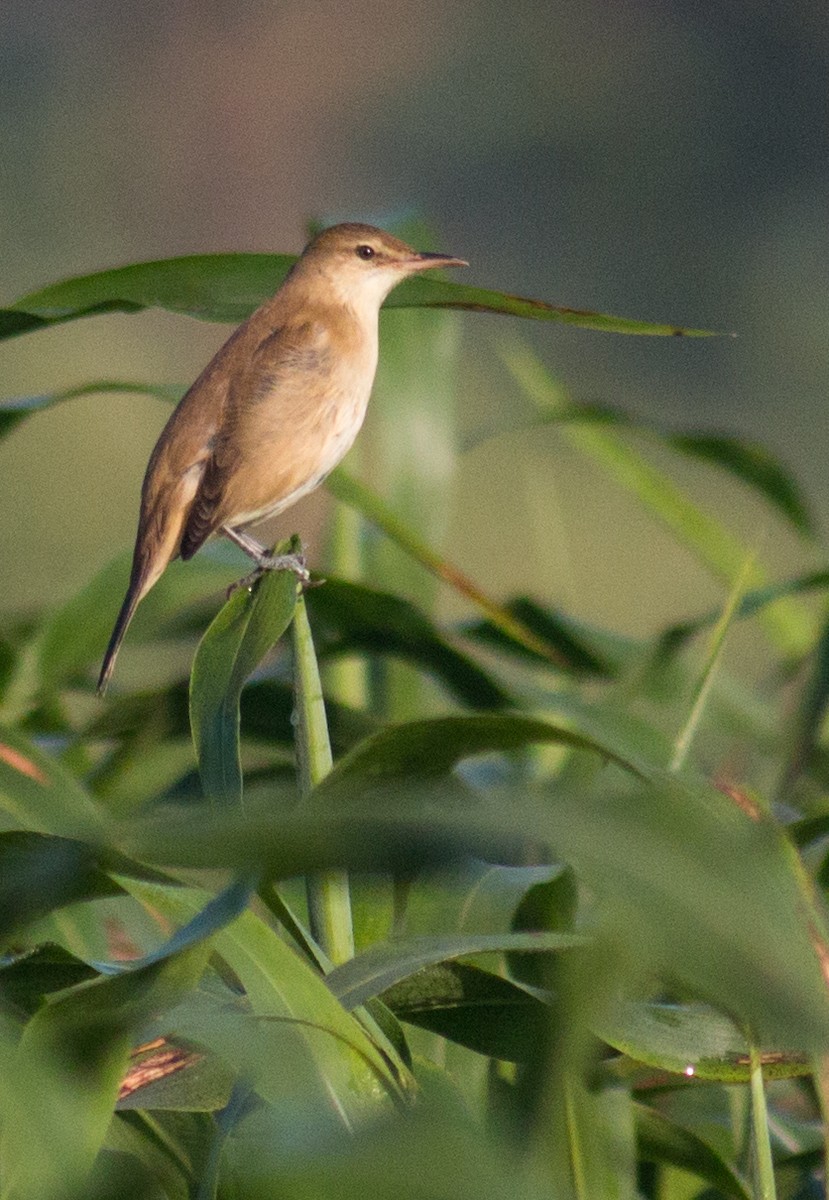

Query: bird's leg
left=222, top=525, right=312, bottom=595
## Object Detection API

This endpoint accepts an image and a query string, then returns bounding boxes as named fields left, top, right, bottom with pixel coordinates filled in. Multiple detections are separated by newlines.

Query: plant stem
left=749, top=1044, right=777, bottom=1200
left=291, top=586, right=355, bottom=965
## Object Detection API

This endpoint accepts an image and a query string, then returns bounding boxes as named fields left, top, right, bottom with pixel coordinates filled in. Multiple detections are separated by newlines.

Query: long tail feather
left=97, top=580, right=145, bottom=695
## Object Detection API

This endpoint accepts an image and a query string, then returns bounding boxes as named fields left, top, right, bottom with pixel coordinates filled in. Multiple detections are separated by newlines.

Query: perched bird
left=97, top=223, right=467, bottom=693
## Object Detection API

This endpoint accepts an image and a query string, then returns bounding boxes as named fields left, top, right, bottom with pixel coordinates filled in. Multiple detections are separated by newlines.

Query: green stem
left=291, top=587, right=355, bottom=965
left=670, top=551, right=754, bottom=773
left=749, top=1044, right=777, bottom=1200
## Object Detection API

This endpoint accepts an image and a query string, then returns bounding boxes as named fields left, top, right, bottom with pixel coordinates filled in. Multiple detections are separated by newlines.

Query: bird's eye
left=355, top=244, right=375, bottom=260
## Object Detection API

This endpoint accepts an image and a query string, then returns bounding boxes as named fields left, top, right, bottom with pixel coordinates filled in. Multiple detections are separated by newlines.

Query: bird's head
left=295, top=222, right=467, bottom=310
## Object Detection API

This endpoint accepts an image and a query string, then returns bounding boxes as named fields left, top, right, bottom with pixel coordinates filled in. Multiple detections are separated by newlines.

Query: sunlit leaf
left=4, top=252, right=716, bottom=341
left=599, top=998, right=809, bottom=1083
left=190, top=563, right=297, bottom=805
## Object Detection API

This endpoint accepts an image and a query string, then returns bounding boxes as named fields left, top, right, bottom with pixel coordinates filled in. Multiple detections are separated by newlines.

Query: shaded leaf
left=327, top=931, right=583, bottom=1009
left=3, top=937, right=212, bottom=1200
left=0, top=724, right=108, bottom=840
left=119, top=876, right=412, bottom=1107
left=307, top=578, right=513, bottom=709
left=312, top=712, right=650, bottom=807
left=0, top=832, right=116, bottom=945
left=508, top=866, right=579, bottom=988
left=636, top=1102, right=752, bottom=1200
left=462, top=598, right=630, bottom=677
left=381, top=960, right=552, bottom=1063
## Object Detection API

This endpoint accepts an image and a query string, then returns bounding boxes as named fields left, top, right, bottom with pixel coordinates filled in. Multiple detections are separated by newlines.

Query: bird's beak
left=408, top=251, right=469, bottom=271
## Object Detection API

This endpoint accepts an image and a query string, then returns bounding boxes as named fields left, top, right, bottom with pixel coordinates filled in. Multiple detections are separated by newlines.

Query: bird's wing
left=178, top=320, right=331, bottom=560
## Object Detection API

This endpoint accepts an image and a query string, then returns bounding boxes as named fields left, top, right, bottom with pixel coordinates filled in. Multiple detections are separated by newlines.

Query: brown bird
left=97, top=223, right=467, bottom=693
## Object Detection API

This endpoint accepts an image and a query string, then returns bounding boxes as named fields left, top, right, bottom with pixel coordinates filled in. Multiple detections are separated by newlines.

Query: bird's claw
left=226, top=551, right=317, bottom=599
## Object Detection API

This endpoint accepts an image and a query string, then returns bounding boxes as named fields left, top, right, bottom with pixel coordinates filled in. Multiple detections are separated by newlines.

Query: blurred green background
left=2, top=0, right=827, bottom=638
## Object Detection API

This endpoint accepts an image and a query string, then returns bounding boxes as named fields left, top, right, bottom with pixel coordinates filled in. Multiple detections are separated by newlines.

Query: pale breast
left=222, top=316, right=378, bottom=530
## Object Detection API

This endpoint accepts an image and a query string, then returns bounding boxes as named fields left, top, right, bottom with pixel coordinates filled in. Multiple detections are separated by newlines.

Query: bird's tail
left=97, top=557, right=162, bottom=695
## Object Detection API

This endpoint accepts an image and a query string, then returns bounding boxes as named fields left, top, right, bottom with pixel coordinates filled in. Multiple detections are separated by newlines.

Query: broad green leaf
left=1, top=938, right=212, bottom=1200
left=0, top=944, right=97, bottom=1017
left=5, top=251, right=716, bottom=339
left=508, top=867, right=579, bottom=988
left=536, top=771, right=829, bottom=1054
left=307, top=578, right=512, bottom=709
left=311, top=712, right=651, bottom=805
left=190, top=562, right=297, bottom=804
left=118, top=877, right=412, bottom=1110
left=326, top=931, right=584, bottom=1009
left=0, top=724, right=108, bottom=840
left=120, top=764, right=829, bottom=1053
left=88, top=678, right=374, bottom=776
left=7, top=254, right=294, bottom=327
left=598, top=998, right=809, bottom=1083
left=381, top=960, right=553, bottom=1062
left=635, top=1103, right=752, bottom=1200
left=0, top=832, right=116, bottom=946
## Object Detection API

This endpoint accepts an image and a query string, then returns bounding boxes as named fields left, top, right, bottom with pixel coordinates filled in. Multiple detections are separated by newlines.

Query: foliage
left=0, top=239, right=827, bottom=1199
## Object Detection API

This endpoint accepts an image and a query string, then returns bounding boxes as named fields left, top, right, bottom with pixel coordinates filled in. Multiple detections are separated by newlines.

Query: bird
left=97, top=222, right=467, bottom=693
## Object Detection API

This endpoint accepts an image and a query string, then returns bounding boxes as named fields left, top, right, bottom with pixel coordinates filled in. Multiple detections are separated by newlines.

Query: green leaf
left=0, top=832, right=116, bottom=945
left=0, top=381, right=183, bottom=444
left=599, top=998, right=809, bottom=1083
left=326, top=931, right=584, bottom=1009
left=5, top=252, right=716, bottom=340
left=307, top=579, right=513, bottom=710
left=508, top=867, right=579, bottom=988
left=656, top=567, right=829, bottom=655
left=311, top=712, right=651, bottom=805
left=8, top=254, right=294, bottom=327
left=635, top=1102, right=752, bottom=1200
left=502, top=340, right=815, bottom=657
left=118, top=876, right=412, bottom=1109
left=469, top=391, right=814, bottom=538
left=0, top=944, right=97, bottom=1017
left=190, top=563, right=297, bottom=805
left=462, top=598, right=632, bottom=677
left=2, top=938, right=212, bottom=1200
left=381, top=960, right=553, bottom=1062
left=0, top=724, right=108, bottom=841
left=220, top=1105, right=540, bottom=1200
left=670, top=431, right=813, bottom=537
left=328, top=467, right=590, bottom=669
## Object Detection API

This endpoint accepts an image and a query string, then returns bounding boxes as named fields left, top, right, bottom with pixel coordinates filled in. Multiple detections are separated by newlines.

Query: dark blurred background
left=2, top=0, right=827, bottom=635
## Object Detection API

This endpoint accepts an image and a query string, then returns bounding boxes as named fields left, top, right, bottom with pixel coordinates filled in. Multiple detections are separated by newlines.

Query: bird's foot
left=226, top=552, right=314, bottom=598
